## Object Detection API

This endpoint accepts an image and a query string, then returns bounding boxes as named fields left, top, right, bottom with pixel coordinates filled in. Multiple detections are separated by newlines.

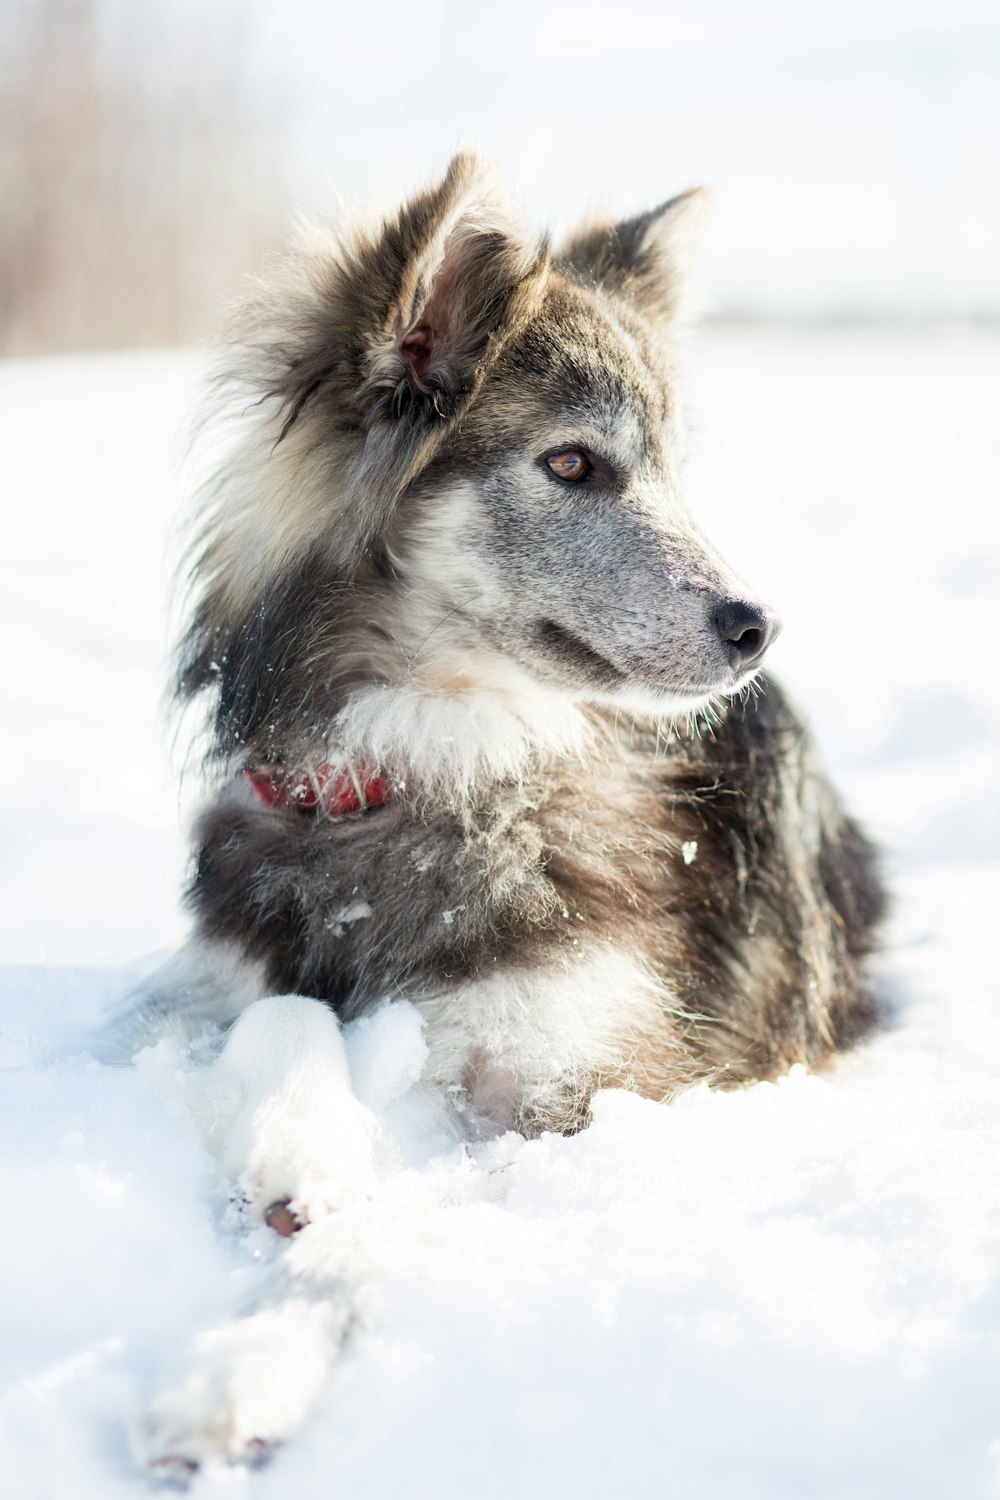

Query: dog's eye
left=545, top=450, right=590, bottom=483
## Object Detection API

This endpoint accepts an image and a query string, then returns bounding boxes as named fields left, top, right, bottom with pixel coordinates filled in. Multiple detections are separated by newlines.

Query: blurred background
left=2, top=0, right=999, bottom=352
left=1, top=0, right=998, bottom=963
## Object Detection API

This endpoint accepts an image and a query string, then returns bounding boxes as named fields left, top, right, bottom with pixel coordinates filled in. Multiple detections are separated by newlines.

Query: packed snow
left=0, top=330, right=998, bottom=1497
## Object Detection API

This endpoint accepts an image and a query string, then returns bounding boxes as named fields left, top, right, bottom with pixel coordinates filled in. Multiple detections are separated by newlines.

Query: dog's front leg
left=191, top=995, right=379, bottom=1232
left=140, top=999, right=378, bottom=1474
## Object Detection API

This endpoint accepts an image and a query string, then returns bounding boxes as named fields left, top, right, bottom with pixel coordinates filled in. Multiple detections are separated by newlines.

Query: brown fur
left=165, top=154, right=883, bottom=1136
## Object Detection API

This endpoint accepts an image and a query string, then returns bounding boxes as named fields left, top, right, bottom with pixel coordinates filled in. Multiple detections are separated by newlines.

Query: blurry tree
left=1, top=0, right=996, bottom=350
left=0, top=0, right=287, bottom=352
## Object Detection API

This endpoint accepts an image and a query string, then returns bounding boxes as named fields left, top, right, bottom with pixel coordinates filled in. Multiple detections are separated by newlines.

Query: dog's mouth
left=535, top=620, right=627, bottom=688
left=534, top=619, right=737, bottom=704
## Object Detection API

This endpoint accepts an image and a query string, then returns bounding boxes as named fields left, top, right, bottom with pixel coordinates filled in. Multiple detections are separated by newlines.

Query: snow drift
left=0, top=331, right=998, bottom=1498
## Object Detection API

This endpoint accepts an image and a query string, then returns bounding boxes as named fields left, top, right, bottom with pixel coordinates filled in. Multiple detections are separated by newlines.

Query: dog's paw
left=147, top=1439, right=274, bottom=1485
left=232, top=1084, right=380, bottom=1230
left=197, top=996, right=382, bottom=1232
left=138, top=1300, right=339, bottom=1476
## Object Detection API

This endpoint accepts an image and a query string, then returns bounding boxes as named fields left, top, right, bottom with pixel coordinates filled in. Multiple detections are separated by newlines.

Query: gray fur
left=155, top=153, right=882, bottom=1135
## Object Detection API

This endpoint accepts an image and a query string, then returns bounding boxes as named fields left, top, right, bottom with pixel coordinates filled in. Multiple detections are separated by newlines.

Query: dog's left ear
left=559, top=187, right=711, bottom=326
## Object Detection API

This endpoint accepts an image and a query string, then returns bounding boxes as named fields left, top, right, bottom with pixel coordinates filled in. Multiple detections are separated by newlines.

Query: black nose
left=714, top=599, right=782, bottom=672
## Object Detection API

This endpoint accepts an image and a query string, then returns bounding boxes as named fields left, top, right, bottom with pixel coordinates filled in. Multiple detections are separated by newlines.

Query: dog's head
left=180, top=154, right=779, bottom=768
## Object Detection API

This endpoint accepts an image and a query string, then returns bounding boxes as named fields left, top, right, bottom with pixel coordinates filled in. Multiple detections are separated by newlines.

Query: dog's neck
left=327, top=664, right=594, bottom=800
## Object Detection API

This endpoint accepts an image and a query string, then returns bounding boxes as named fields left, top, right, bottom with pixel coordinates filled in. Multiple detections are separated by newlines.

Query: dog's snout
left=714, top=599, right=782, bottom=672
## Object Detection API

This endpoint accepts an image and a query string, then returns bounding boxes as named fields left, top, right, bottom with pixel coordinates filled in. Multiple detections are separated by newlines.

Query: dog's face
left=393, top=272, right=778, bottom=717
left=181, top=154, right=779, bottom=764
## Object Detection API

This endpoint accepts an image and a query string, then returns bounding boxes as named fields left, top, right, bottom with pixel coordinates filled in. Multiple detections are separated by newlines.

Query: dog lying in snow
left=120, top=154, right=883, bottom=1470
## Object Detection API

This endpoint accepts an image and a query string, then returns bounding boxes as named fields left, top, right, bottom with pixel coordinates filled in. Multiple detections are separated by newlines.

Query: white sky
left=223, top=0, right=1000, bottom=317
left=5, top=0, right=999, bottom=319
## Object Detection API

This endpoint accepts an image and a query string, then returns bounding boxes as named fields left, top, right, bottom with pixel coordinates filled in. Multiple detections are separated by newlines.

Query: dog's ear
left=186, top=156, right=547, bottom=650
left=353, top=152, right=547, bottom=428
left=559, top=187, right=710, bottom=326
left=254, top=153, right=548, bottom=566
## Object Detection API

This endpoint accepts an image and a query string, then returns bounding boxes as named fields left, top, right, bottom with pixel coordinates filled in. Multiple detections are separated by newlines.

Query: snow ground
left=0, top=330, right=998, bottom=1497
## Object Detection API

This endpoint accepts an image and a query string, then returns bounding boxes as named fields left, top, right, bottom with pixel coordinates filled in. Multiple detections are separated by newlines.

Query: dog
left=122, top=153, right=883, bottom=1470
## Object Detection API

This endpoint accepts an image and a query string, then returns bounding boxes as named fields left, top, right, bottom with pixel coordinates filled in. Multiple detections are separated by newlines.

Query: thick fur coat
left=126, top=154, right=883, bottom=1471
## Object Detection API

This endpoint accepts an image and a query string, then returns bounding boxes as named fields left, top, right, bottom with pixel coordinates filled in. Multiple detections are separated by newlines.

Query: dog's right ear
left=559, top=187, right=711, bottom=327
left=352, top=153, right=547, bottom=430
left=240, top=154, right=548, bottom=571
left=181, top=157, right=548, bottom=696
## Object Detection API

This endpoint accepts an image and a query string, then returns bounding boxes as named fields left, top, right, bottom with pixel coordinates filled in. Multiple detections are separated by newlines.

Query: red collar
left=244, top=764, right=392, bottom=817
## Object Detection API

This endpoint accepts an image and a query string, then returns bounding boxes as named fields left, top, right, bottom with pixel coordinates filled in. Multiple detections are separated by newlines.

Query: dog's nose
left=714, top=599, right=782, bottom=672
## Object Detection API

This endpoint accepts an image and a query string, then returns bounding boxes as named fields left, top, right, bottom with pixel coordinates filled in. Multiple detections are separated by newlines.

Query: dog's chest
left=191, top=742, right=688, bottom=1017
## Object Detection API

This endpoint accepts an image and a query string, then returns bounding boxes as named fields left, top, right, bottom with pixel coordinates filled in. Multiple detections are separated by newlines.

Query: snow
left=1, top=331, right=998, bottom=1496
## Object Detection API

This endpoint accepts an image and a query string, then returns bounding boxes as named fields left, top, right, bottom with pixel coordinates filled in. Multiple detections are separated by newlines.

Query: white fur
left=139, top=1291, right=349, bottom=1472
left=189, top=996, right=379, bottom=1225
left=138, top=995, right=380, bottom=1469
left=417, top=943, right=678, bottom=1128
left=332, top=669, right=592, bottom=800
left=592, top=674, right=756, bottom=723
left=137, top=947, right=678, bottom=1469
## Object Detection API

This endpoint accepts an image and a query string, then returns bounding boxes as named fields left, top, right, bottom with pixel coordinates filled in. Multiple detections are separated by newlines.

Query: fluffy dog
left=125, top=154, right=883, bottom=1469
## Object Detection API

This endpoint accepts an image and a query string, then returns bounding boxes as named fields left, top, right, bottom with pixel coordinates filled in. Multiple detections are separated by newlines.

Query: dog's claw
left=264, top=1198, right=304, bottom=1236
left=149, top=1454, right=199, bottom=1486
left=245, top=1436, right=277, bottom=1467
left=148, top=1439, right=274, bottom=1483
